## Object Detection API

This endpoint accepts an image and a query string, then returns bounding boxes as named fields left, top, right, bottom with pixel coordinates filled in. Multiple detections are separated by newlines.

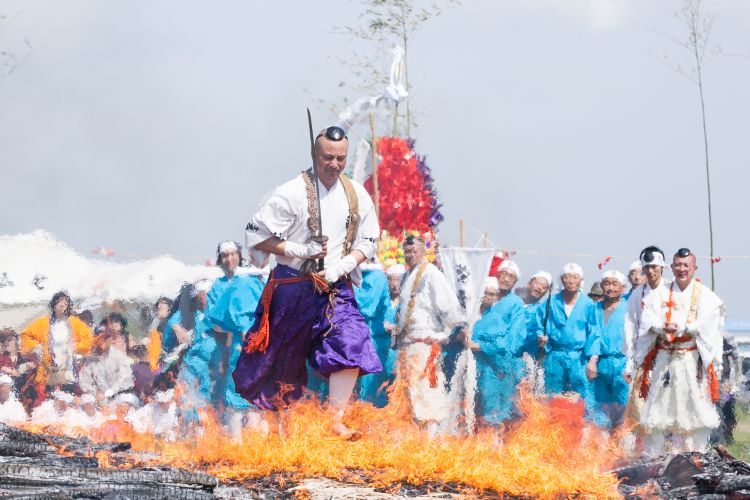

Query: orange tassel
left=147, top=329, right=162, bottom=372
left=638, top=345, right=658, bottom=400
left=421, top=342, right=441, bottom=389
left=707, top=363, right=719, bottom=403
left=243, top=271, right=328, bottom=355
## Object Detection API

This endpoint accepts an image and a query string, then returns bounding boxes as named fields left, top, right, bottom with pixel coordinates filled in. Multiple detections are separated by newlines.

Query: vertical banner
left=439, top=247, right=494, bottom=435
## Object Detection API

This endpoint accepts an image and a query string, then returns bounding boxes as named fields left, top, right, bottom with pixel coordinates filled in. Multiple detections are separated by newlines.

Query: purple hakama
left=233, top=264, right=382, bottom=410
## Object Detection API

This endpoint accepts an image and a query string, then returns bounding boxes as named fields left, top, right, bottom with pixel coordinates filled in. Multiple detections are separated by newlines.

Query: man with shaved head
left=634, top=248, right=725, bottom=455
left=236, top=126, right=382, bottom=439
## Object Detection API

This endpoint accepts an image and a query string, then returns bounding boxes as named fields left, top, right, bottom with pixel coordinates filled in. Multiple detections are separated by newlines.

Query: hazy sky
left=1, top=0, right=748, bottom=318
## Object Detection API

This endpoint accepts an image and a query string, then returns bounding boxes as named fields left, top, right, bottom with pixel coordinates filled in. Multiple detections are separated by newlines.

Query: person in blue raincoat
left=179, top=241, right=264, bottom=433
left=469, top=262, right=527, bottom=426
left=536, top=263, right=604, bottom=425
left=587, top=270, right=630, bottom=429
left=518, top=270, right=553, bottom=359
left=354, top=263, right=392, bottom=407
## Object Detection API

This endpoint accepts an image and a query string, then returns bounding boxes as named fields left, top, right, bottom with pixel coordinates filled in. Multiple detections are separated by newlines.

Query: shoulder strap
left=339, top=174, right=360, bottom=257
left=399, top=263, right=429, bottom=337
left=686, top=281, right=702, bottom=325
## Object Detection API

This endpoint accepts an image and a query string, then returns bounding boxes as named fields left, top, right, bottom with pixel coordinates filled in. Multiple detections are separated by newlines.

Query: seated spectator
left=0, top=374, right=27, bottom=426
left=0, top=328, right=36, bottom=406
left=77, top=393, right=106, bottom=429
left=126, top=389, right=178, bottom=441
left=78, top=313, right=134, bottom=403
left=130, top=344, right=155, bottom=401
left=20, top=291, right=94, bottom=403
left=31, top=390, right=78, bottom=431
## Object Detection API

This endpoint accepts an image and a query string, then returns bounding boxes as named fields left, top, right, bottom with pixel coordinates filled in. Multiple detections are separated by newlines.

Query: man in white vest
left=634, top=248, right=724, bottom=455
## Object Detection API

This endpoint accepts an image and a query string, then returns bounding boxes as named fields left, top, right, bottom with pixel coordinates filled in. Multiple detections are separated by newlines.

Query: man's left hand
left=586, top=360, right=598, bottom=380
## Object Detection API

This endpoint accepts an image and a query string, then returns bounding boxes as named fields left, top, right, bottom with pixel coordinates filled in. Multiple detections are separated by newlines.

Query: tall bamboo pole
left=459, top=219, right=465, bottom=247
left=369, top=112, right=380, bottom=222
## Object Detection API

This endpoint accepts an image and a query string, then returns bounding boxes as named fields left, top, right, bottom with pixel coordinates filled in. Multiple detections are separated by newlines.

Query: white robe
left=394, top=263, right=462, bottom=423
left=0, top=396, right=28, bottom=426
left=78, top=347, right=134, bottom=399
left=623, top=279, right=668, bottom=375
left=635, top=279, right=724, bottom=432
left=245, top=173, right=379, bottom=285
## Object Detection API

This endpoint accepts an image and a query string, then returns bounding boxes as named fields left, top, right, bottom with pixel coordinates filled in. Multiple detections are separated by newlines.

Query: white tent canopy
left=0, top=230, right=264, bottom=308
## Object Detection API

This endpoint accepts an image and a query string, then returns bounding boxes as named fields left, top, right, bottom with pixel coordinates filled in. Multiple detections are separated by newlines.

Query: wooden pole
left=482, top=232, right=488, bottom=249
left=369, top=112, right=380, bottom=222
left=459, top=219, right=465, bottom=247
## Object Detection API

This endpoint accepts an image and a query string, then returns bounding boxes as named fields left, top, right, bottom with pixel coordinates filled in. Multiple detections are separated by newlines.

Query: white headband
left=386, top=264, right=406, bottom=276
left=484, top=276, right=500, bottom=290
left=628, top=260, right=642, bottom=272
left=640, top=252, right=665, bottom=268
left=498, top=260, right=521, bottom=279
left=601, top=270, right=627, bottom=286
left=219, top=240, right=240, bottom=254
left=0, top=374, right=12, bottom=385
left=561, top=263, right=584, bottom=278
left=530, top=270, right=552, bottom=286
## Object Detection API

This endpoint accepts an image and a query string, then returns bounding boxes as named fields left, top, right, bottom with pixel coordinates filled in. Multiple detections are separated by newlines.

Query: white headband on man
left=498, top=260, right=520, bottom=279
left=640, top=252, right=665, bottom=268
left=0, top=374, right=12, bottom=386
left=601, top=270, right=627, bottom=286
left=484, top=276, right=500, bottom=290
left=628, top=260, right=642, bottom=272
left=219, top=240, right=240, bottom=254
left=530, top=270, right=552, bottom=286
left=561, top=263, right=584, bottom=278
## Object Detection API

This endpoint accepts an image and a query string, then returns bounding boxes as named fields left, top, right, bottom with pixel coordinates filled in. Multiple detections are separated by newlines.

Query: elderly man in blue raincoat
left=468, top=261, right=527, bottom=426
left=536, top=263, right=604, bottom=425
left=587, top=269, right=630, bottom=429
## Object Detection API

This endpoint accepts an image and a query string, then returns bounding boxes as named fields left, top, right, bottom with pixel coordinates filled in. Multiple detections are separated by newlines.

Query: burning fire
left=26, top=383, right=624, bottom=497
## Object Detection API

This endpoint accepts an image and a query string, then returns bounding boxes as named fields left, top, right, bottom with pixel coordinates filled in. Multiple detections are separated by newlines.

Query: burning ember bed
left=3, top=390, right=750, bottom=499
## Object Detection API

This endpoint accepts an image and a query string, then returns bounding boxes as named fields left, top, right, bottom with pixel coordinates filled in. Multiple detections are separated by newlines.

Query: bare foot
left=332, top=421, right=361, bottom=441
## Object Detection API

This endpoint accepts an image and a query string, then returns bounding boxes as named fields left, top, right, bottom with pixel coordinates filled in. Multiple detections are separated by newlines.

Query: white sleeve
left=245, top=188, right=298, bottom=266
left=694, top=299, right=725, bottom=374
left=622, top=293, right=638, bottom=375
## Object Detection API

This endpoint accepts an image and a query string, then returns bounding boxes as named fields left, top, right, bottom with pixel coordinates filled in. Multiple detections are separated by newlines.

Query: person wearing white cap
left=468, top=264, right=527, bottom=426
left=634, top=247, right=725, bottom=455
left=390, top=236, right=463, bottom=434
left=74, top=393, right=106, bottom=431
left=0, top=374, right=27, bottom=426
left=179, top=240, right=264, bottom=436
left=126, top=389, right=178, bottom=441
left=588, top=270, right=630, bottom=429
left=535, top=263, right=604, bottom=425
left=624, top=261, right=644, bottom=301
left=621, top=246, right=670, bottom=445
left=516, top=270, right=553, bottom=393
left=30, top=390, right=78, bottom=430
left=518, top=271, right=552, bottom=358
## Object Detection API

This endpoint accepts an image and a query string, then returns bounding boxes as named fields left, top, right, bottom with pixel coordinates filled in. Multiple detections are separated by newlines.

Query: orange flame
left=37, top=383, right=623, bottom=497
